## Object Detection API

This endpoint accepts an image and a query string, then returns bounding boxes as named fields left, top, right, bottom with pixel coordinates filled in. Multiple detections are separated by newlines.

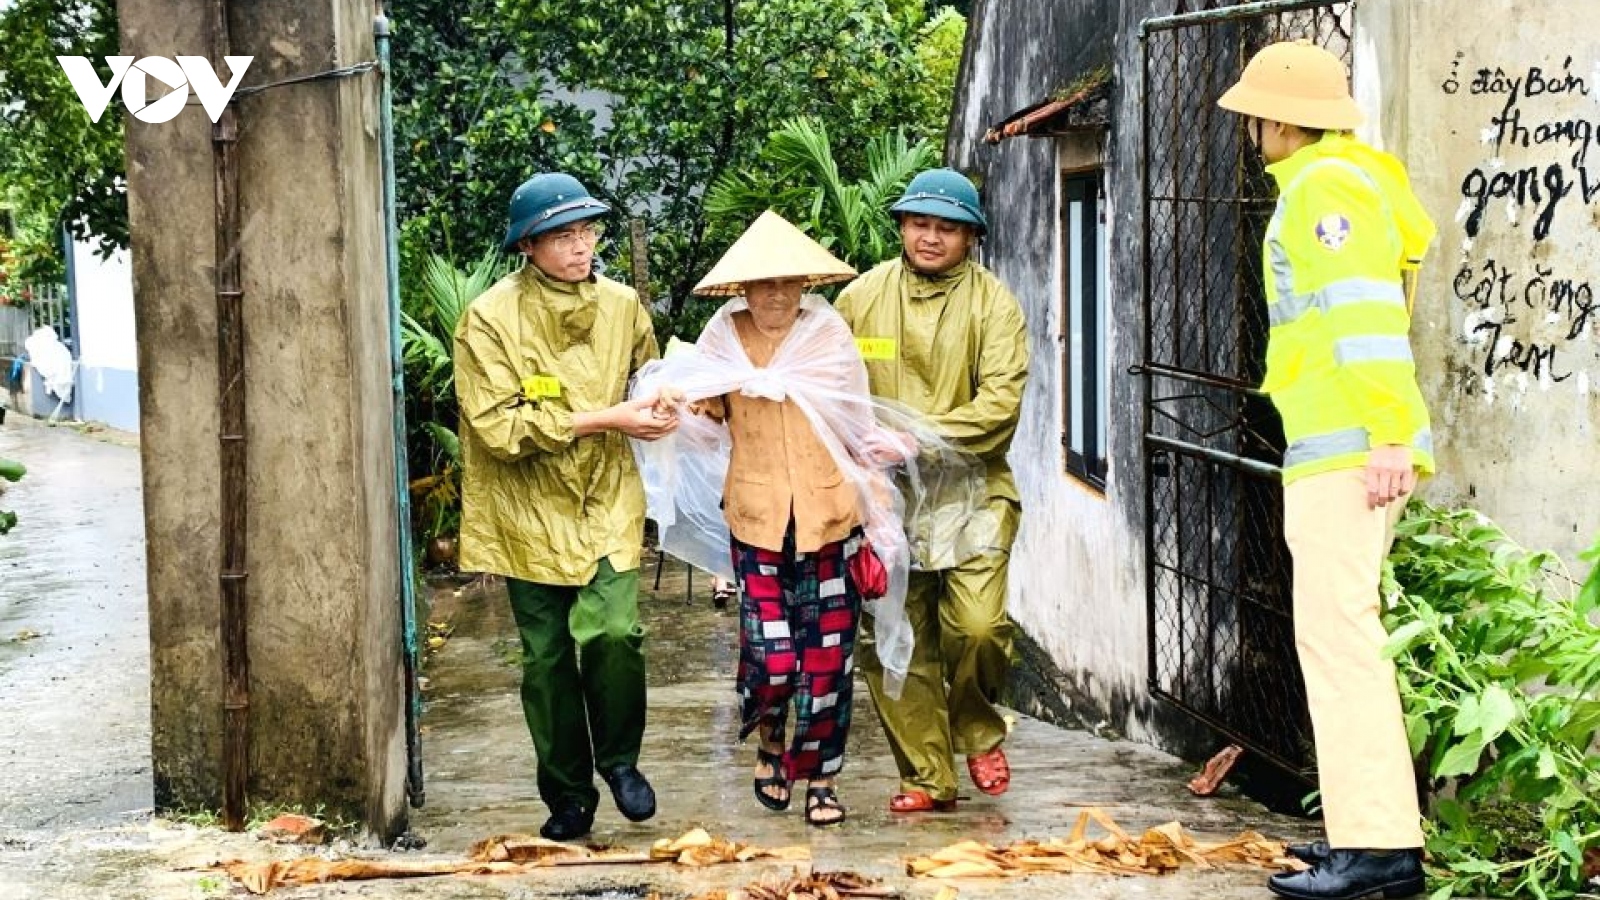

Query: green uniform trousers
left=507, top=560, right=646, bottom=813
left=862, top=498, right=1019, bottom=801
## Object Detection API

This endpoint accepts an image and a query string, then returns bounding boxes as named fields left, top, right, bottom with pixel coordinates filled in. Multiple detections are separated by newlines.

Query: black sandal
left=753, top=748, right=791, bottom=811
left=805, top=785, right=847, bottom=827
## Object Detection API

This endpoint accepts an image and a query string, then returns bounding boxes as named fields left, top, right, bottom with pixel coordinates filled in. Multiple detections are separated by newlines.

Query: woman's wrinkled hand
left=652, top=386, right=685, bottom=419
left=614, top=395, right=679, bottom=441
left=862, top=429, right=918, bottom=465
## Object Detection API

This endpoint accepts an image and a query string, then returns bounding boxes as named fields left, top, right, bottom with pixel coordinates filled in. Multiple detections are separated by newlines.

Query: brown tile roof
left=983, top=68, right=1112, bottom=144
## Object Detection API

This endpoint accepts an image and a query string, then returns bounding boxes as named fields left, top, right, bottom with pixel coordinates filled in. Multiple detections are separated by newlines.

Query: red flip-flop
left=966, top=745, right=1010, bottom=796
left=889, top=790, right=957, bottom=812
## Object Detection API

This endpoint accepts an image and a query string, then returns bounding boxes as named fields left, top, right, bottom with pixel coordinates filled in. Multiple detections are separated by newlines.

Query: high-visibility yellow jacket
left=834, top=258, right=1029, bottom=503
left=1262, top=134, right=1436, bottom=484
left=453, top=264, right=658, bottom=585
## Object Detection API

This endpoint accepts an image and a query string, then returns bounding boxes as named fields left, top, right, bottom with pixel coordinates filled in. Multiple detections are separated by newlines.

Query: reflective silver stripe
left=1284, top=157, right=1378, bottom=195
left=1334, top=335, right=1414, bottom=365
left=1268, top=279, right=1407, bottom=327
left=1267, top=233, right=1295, bottom=305
left=1283, top=427, right=1370, bottom=469
left=1284, top=426, right=1432, bottom=468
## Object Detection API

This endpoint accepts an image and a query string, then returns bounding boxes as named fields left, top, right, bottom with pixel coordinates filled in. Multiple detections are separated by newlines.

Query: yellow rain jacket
left=453, top=264, right=658, bottom=585
left=834, top=258, right=1029, bottom=503
left=1263, top=133, right=1436, bottom=484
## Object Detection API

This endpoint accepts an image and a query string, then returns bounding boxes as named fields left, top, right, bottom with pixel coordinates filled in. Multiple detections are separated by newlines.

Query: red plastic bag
left=847, top=541, right=889, bottom=600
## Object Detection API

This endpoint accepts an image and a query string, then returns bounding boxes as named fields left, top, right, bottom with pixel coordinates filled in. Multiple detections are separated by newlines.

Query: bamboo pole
left=210, top=0, right=250, bottom=832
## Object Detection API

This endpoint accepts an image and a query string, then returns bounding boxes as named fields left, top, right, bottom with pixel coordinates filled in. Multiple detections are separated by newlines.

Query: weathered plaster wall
left=949, top=0, right=1164, bottom=741
left=1359, top=0, right=1600, bottom=562
left=124, top=0, right=407, bottom=836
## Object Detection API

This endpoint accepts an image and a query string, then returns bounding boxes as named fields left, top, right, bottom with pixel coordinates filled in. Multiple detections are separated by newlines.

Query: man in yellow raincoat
left=1218, top=41, right=1432, bottom=900
left=454, top=172, right=677, bottom=841
left=835, top=168, right=1029, bottom=813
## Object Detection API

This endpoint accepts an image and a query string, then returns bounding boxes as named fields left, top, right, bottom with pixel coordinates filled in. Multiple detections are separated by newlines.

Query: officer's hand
left=1364, top=445, right=1415, bottom=509
left=612, top=396, right=679, bottom=441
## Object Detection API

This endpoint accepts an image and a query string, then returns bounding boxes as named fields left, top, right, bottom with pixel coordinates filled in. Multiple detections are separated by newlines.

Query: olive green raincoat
left=454, top=265, right=659, bottom=585
left=834, top=258, right=1028, bottom=503
left=835, top=256, right=1029, bottom=801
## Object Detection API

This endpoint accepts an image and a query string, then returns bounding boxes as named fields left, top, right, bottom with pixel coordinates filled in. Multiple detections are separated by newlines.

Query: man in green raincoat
left=835, top=168, right=1029, bottom=813
left=454, top=172, right=676, bottom=841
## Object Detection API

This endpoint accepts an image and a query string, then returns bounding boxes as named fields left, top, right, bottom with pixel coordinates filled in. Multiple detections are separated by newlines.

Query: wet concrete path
left=0, top=417, right=1315, bottom=899
left=0, top=417, right=151, bottom=834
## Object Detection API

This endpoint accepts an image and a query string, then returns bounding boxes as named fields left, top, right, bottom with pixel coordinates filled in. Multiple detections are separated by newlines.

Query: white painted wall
left=69, top=238, right=140, bottom=431
left=73, top=241, right=136, bottom=372
left=1002, top=139, right=1150, bottom=738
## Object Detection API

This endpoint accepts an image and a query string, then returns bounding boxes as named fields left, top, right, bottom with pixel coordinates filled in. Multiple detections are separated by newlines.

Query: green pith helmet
left=890, top=168, right=988, bottom=235
left=502, top=173, right=610, bottom=251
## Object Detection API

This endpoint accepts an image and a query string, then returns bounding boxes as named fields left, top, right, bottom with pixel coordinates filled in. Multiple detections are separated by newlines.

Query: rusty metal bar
left=1141, top=0, right=1352, bottom=35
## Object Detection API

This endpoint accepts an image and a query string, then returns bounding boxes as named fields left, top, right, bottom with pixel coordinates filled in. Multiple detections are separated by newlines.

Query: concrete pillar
left=1356, top=0, right=1600, bottom=563
left=122, top=0, right=407, bottom=836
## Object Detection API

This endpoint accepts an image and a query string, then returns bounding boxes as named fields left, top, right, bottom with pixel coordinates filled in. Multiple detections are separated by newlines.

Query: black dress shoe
left=601, top=764, right=657, bottom=822
left=538, top=802, right=594, bottom=841
left=1288, top=839, right=1332, bottom=864
left=1269, top=848, right=1424, bottom=900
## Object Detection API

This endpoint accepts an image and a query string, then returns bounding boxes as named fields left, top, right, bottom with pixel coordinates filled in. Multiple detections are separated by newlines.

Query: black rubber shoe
left=1268, top=849, right=1424, bottom=900
left=1287, top=840, right=1331, bottom=865
left=601, top=764, right=657, bottom=822
left=538, top=802, right=594, bottom=841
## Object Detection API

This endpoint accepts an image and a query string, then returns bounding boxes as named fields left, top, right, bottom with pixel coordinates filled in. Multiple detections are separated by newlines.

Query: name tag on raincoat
left=855, top=337, right=897, bottom=361
left=521, top=375, right=562, bottom=400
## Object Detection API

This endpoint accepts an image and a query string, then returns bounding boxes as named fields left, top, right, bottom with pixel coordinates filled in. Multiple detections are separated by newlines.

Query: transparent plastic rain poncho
left=629, top=295, right=999, bottom=698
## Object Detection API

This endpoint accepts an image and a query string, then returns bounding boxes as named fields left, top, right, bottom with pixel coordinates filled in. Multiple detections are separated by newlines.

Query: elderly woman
left=646, top=211, right=909, bottom=828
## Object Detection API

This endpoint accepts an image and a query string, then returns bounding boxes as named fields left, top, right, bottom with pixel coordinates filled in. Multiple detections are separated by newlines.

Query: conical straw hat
left=693, top=210, right=858, bottom=296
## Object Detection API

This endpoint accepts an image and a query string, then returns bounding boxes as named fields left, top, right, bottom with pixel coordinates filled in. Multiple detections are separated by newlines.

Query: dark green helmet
left=890, top=168, right=988, bottom=235
left=502, top=173, right=610, bottom=251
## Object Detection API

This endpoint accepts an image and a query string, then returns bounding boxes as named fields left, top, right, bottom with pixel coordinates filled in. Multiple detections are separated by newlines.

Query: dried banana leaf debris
left=905, top=809, right=1293, bottom=880
left=685, top=870, right=895, bottom=900
left=216, top=829, right=801, bottom=894
left=218, top=856, right=529, bottom=894
left=468, top=834, right=595, bottom=863
left=650, top=827, right=810, bottom=866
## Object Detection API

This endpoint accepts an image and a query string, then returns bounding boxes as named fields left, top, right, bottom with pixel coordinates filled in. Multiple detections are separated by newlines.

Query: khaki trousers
left=1284, top=468, right=1424, bottom=849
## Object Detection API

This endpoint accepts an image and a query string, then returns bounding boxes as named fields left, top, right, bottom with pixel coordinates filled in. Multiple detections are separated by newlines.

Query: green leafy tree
left=389, top=0, right=608, bottom=312
left=399, top=249, right=510, bottom=540
left=705, top=116, right=935, bottom=270
left=0, top=0, right=125, bottom=264
left=499, top=0, right=964, bottom=326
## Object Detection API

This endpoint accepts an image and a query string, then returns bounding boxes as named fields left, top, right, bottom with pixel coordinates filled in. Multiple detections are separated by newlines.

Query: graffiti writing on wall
left=1443, top=53, right=1600, bottom=399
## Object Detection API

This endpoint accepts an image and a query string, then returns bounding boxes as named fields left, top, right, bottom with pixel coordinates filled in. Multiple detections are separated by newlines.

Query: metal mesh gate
left=1138, top=0, right=1354, bottom=780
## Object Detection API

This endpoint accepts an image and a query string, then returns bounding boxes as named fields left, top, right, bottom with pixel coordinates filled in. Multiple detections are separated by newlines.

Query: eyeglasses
left=541, top=222, right=605, bottom=250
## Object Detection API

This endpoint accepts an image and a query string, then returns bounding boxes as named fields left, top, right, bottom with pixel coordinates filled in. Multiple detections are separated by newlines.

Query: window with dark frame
left=1061, top=170, right=1108, bottom=487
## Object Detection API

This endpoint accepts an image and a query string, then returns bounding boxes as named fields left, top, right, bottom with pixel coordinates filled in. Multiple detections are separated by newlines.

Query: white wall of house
left=71, top=240, right=140, bottom=432
left=1003, top=135, right=1152, bottom=738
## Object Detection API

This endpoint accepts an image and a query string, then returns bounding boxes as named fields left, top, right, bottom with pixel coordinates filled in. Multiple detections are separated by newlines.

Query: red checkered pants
left=732, top=527, right=864, bottom=782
